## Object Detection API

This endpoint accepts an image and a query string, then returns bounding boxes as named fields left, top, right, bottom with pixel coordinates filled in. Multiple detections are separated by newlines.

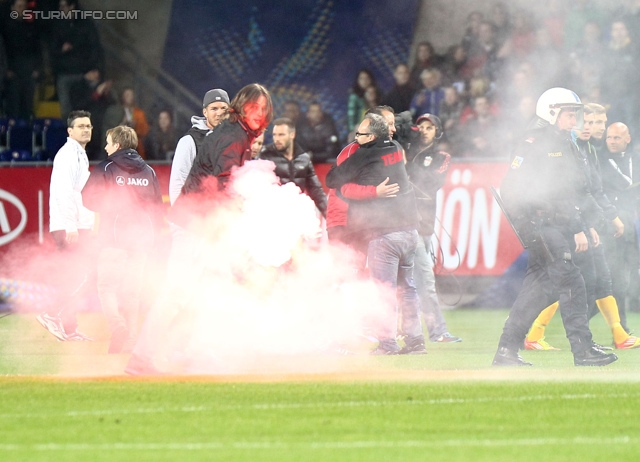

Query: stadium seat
left=29, top=118, right=66, bottom=161
left=14, top=150, right=34, bottom=161
left=44, top=124, right=68, bottom=158
left=0, top=118, right=8, bottom=150
left=7, top=119, right=32, bottom=152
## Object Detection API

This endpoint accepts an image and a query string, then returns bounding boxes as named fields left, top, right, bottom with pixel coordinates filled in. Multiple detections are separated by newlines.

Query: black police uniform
left=496, top=124, right=597, bottom=362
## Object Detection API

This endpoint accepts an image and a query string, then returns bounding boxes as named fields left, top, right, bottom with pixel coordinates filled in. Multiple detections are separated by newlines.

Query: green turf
left=1, top=310, right=640, bottom=461
left=1, top=380, right=639, bottom=461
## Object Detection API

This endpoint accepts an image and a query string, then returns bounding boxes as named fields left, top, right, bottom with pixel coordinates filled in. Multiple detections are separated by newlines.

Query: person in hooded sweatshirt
left=82, top=125, right=163, bottom=354
left=169, top=88, right=230, bottom=205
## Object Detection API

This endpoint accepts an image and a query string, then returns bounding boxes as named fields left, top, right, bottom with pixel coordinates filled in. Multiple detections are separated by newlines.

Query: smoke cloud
left=2, top=160, right=398, bottom=376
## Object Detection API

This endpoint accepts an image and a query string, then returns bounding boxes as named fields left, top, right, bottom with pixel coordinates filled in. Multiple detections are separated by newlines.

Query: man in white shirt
left=37, top=110, right=96, bottom=341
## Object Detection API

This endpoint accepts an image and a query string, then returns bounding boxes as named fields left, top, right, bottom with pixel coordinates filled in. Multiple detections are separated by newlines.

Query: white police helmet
left=535, top=87, right=583, bottom=127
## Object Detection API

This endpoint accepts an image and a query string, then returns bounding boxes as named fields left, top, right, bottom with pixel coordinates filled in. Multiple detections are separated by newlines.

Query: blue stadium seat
left=0, top=118, right=8, bottom=150
left=14, top=150, right=33, bottom=161
left=7, top=119, right=32, bottom=151
left=30, top=118, right=66, bottom=160
left=44, top=125, right=68, bottom=158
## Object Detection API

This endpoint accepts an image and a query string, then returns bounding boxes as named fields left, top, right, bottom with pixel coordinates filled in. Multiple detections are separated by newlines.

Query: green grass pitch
left=1, top=309, right=640, bottom=461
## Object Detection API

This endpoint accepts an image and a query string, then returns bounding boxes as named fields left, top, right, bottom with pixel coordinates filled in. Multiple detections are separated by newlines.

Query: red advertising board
left=434, top=162, right=523, bottom=276
left=0, top=164, right=172, bottom=254
left=1, top=162, right=524, bottom=275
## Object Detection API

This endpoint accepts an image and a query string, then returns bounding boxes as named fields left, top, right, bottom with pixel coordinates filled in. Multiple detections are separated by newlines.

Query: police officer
left=493, top=88, right=618, bottom=367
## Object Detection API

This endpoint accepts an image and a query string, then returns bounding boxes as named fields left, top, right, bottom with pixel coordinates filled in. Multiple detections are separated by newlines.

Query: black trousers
left=600, top=225, right=639, bottom=332
left=498, top=225, right=592, bottom=354
left=572, top=236, right=613, bottom=320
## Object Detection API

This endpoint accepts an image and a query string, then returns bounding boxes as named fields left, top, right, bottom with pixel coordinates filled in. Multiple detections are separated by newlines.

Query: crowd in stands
left=4, top=1, right=640, bottom=163
left=345, top=0, right=640, bottom=160
left=0, top=0, right=167, bottom=161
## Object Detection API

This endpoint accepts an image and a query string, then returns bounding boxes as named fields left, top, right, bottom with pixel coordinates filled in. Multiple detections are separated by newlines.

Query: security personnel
left=599, top=122, right=640, bottom=336
left=524, top=104, right=638, bottom=350
left=493, top=87, right=618, bottom=367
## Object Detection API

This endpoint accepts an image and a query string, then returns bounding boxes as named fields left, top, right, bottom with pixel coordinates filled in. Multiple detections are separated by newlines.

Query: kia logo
left=0, top=189, right=28, bottom=246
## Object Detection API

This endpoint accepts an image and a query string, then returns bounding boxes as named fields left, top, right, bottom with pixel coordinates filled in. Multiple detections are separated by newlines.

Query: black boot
left=574, top=346, right=618, bottom=366
left=492, top=346, right=533, bottom=366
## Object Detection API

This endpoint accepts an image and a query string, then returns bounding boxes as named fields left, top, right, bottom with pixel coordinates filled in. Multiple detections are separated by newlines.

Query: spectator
left=601, top=20, right=640, bottom=130
left=438, top=86, right=464, bottom=146
left=347, top=69, right=376, bottom=132
left=250, top=132, right=264, bottom=159
left=147, top=109, right=177, bottom=161
left=296, top=101, right=340, bottom=163
left=461, top=10, right=484, bottom=54
left=363, top=85, right=381, bottom=114
left=410, top=41, right=440, bottom=89
left=1, top=0, right=42, bottom=120
left=460, top=76, right=494, bottom=123
left=527, top=27, right=567, bottom=93
left=460, top=95, right=499, bottom=158
left=410, top=68, right=445, bottom=119
left=539, top=0, right=566, bottom=48
left=381, top=63, right=415, bottom=113
left=466, top=20, right=502, bottom=82
left=570, top=20, right=605, bottom=70
left=103, top=87, right=150, bottom=159
left=259, top=117, right=327, bottom=216
left=282, top=100, right=302, bottom=129
left=440, top=44, right=469, bottom=88
left=82, top=125, right=163, bottom=354
left=504, top=8, right=536, bottom=60
left=563, top=0, right=605, bottom=51
left=68, top=70, right=114, bottom=160
left=50, top=0, right=105, bottom=119
left=491, top=2, right=511, bottom=47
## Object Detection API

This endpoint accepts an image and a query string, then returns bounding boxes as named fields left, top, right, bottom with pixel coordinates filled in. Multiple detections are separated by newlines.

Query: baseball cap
left=416, top=113, right=439, bottom=125
left=203, top=89, right=230, bottom=108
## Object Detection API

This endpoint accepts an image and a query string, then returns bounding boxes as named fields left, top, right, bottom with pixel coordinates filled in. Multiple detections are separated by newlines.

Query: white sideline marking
left=0, top=437, right=634, bottom=451
left=1, top=392, right=637, bottom=419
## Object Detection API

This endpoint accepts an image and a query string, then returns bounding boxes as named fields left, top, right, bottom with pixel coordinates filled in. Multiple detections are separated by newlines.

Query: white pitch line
left=0, top=437, right=635, bottom=451
left=1, top=392, right=637, bottom=420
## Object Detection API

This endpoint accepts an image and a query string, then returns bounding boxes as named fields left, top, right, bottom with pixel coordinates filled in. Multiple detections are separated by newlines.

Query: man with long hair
left=126, top=84, right=273, bottom=375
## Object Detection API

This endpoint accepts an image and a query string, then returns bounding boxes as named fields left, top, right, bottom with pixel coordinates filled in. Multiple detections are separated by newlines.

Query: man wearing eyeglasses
left=37, top=110, right=96, bottom=342
left=326, top=113, right=424, bottom=355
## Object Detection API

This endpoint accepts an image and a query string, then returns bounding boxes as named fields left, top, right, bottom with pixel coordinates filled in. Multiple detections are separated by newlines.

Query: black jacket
left=296, top=115, right=340, bottom=163
left=406, top=142, right=450, bottom=236
left=326, top=138, right=418, bottom=239
left=259, top=143, right=328, bottom=216
left=82, top=149, right=163, bottom=249
left=50, top=16, right=104, bottom=75
left=599, top=148, right=640, bottom=240
left=381, top=83, right=415, bottom=113
left=181, top=119, right=257, bottom=195
left=501, top=124, right=589, bottom=238
left=575, top=138, right=617, bottom=228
